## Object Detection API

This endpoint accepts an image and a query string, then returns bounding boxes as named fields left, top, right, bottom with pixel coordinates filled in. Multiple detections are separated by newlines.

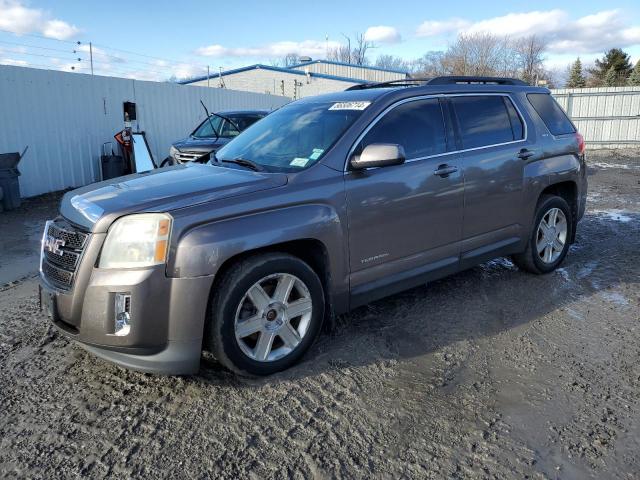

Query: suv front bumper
left=40, top=266, right=214, bottom=375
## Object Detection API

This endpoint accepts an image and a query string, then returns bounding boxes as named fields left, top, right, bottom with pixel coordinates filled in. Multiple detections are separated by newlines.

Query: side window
left=504, top=97, right=524, bottom=140
left=451, top=96, right=515, bottom=149
left=527, top=93, right=575, bottom=136
left=359, top=99, right=447, bottom=159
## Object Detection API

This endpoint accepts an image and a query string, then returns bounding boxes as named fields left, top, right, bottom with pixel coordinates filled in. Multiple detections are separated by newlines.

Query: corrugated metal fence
left=0, top=65, right=289, bottom=198
left=551, top=86, right=640, bottom=149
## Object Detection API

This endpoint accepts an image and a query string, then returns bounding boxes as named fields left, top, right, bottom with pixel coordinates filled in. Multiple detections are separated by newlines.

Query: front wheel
left=207, top=253, right=325, bottom=376
left=512, top=194, right=573, bottom=274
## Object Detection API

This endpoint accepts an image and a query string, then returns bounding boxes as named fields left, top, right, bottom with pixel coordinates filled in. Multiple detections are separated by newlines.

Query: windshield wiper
left=220, top=158, right=265, bottom=172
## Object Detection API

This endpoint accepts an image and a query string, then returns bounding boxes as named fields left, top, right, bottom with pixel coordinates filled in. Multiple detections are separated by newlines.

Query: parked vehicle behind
left=39, top=76, right=587, bottom=376
left=164, top=110, right=268, bottom=165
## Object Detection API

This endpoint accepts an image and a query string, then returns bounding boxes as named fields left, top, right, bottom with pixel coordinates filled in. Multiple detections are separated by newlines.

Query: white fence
left=551, top=87, right=640, bottom=149
left=0, top=65, right=289, bottom=198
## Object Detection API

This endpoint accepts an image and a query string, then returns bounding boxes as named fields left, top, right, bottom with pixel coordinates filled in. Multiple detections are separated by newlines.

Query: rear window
left=451, top=96, right=518, bottom=149
left=527, top=93, right=575, bottom=136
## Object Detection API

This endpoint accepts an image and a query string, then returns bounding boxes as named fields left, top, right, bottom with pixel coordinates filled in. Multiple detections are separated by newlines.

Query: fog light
left=114, top=293, right=131, bottom=336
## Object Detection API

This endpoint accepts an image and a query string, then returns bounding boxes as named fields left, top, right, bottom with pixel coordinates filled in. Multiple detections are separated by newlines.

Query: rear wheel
left=207, top=253, right=324, bottom=376
left=512, top=195, right=573, bottom=274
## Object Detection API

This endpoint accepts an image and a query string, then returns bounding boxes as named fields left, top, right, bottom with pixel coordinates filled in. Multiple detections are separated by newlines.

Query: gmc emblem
left=44, top=235, right=65, bottom=256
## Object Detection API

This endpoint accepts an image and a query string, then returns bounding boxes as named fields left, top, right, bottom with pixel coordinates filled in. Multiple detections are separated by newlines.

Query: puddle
left=591, top=210, right=634, bottom=223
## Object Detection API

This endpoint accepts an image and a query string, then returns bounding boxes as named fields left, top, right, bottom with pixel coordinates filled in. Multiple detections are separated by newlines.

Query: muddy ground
left=1, top=150, right=639, bottom=479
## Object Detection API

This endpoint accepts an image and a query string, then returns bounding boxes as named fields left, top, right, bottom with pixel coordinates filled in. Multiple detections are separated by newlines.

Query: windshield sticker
left=290, top=157, right=309, bottom=167
left=329, top=101, right=371, bottom=111
left=309, top=149, right=324, bottom=160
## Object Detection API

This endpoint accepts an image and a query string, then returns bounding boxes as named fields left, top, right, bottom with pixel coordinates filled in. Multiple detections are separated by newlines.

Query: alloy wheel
left=234, top=273, right=313, bottom=362
left=536, top=207, right=568, bottom=264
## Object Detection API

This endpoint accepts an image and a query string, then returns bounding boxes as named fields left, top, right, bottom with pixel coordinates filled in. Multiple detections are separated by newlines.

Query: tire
left=159, top=156, right=176, bottom=168
left=207, top=253, right=325, bottom=376
left=512, top=194, right=573, bottom=274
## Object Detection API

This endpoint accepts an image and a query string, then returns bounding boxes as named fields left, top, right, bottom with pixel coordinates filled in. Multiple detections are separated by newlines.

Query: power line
left=0, top=29, right=211, bottom=81
left=0, top=47, right=81, bottom=62
left=91, top=41, right=209, bottom=69
left=0, top=60, right=80, bottom=71
left=0, top=39, right=78, bottom=55
left=0, top=27, right=78, bottom=44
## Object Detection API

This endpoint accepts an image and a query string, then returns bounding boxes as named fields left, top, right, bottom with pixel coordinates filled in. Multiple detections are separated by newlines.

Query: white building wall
left=290, top=61, right=406, bottom=82
left=0, top=65, right=289, bottom=197
left=188, top=67, right=359, bottom=98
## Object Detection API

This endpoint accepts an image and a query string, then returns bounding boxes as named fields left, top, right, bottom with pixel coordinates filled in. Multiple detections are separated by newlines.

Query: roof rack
left=345, top=78, right=431, bottom=91
left=345, top=75, right=528, bottom=91
left=427, top=76, right=528, bottom=85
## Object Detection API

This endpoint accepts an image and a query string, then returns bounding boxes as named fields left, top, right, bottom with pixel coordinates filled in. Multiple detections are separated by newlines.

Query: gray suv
left=39, top=76, right=587, bottom=376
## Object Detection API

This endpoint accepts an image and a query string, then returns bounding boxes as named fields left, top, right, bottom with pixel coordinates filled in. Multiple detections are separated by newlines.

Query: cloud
left=416, top=18, right=470, bottom=37
left=0, top=0, right=79, bottom=40
left=196, top=39, right=341, bottom=58
left=364, top=26, right=401, bottom=44
left=415, top=9, right=640, bottom=54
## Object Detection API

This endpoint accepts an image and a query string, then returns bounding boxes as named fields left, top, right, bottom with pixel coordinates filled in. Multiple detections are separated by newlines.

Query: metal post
left=89, top=42, right=94, bottom=75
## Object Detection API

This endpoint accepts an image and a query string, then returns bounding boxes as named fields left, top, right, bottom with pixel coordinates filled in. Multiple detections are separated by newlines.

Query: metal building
left=289, top=60, right=408, bottom=83
left=181, top=61, right=409, bottom=98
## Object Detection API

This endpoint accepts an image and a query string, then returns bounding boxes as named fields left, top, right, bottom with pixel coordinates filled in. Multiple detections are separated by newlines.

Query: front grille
left=175, top=150, right=209, bottom=163
left=40, top=219, right=89, bottom=290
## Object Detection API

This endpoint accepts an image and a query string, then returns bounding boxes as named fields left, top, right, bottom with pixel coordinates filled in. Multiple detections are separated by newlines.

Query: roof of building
left=179, top=64, right=373, bottom=86
left=288, top=59, right=409, bottom=75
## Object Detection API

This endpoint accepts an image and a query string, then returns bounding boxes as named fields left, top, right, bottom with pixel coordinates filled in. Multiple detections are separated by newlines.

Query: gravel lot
left=1, top=150, right=639, bottom=479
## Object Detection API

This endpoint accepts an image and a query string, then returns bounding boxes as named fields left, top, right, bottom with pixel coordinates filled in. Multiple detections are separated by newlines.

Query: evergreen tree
left=566, top=58, right=586, bottom=88
left=628, top=60, right=640, bottom=86
left=590, top=48, right=633, bottom=86
left=604, top=66, right=618, bottom=86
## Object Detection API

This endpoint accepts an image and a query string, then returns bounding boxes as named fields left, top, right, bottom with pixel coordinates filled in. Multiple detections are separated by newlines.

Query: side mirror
left=350, top=143, right=406, bottom=170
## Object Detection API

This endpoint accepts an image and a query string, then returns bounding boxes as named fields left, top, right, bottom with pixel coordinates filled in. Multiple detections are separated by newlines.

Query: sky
left=0, top=0, right=639, bottom=81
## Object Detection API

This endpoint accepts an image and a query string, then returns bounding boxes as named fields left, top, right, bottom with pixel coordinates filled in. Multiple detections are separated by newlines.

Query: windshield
left=215, top=101, right=366, bottom=172
left=192, top=114, right=262, bottom=139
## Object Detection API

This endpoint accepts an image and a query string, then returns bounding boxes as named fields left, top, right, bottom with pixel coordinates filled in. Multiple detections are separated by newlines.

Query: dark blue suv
left=166, top=110, right=268, bottom=165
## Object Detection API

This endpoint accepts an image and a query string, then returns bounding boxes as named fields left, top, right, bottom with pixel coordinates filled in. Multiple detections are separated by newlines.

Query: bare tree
left=327, top=44, right=352, bottom=63
left=410, top=51, right=446, bottom=77
left=440, top=33, right=511, bottom=76
left=375, top=54, right=409, bottom=72
left=270, top=53, right=302, bottom=68
left=326, top=33, right=374, bottom=66
left=515, top=35, right=547, bottom=84
left=352, top=32, right=374, bottom=66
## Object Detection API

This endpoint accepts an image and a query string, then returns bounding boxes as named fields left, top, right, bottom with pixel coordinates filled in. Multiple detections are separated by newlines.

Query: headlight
left=169, top=145, right=179, bottom=158
left=99, top=213, right=172, bottom=269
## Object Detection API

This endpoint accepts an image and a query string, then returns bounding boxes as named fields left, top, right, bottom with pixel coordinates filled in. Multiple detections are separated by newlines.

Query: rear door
left=345, top=97, right=464, bottom=303
left=448, top=94, right=530, bottom=264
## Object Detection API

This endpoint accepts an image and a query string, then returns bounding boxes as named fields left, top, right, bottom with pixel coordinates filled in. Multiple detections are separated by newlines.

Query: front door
left=345, top=97, right=464, bottom=303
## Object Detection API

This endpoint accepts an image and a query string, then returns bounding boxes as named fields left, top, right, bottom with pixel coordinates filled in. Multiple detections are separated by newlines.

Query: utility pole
left=207, top=66, right=210, bottom=87
left=89, top=42, right=94, bottom=75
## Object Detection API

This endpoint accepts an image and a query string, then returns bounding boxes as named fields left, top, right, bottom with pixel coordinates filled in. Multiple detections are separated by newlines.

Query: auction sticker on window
left=309, top=148, right=324, bottom=160
left=290, top=157, right=309, bottom=167
left=329, top=101, right=371, bottom=111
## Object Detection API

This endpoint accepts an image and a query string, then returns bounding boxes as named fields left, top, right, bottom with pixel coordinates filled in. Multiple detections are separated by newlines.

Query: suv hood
left=173, top=136, right=231, bottom=153
left=61, top=163, right=287, bottom=232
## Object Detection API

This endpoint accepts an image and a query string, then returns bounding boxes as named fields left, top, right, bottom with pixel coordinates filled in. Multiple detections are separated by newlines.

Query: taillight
left=576, top=132, right=585, bottom=154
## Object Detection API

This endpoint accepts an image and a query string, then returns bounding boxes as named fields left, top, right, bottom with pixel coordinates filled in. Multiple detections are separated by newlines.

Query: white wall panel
left=0, top=65, right=289, bottom=197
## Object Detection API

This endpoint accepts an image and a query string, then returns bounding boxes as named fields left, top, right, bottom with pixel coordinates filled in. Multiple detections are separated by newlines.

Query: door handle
left=433, top=164, right=458, bottom=177
left=517, top=148, right=535, bottom=160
